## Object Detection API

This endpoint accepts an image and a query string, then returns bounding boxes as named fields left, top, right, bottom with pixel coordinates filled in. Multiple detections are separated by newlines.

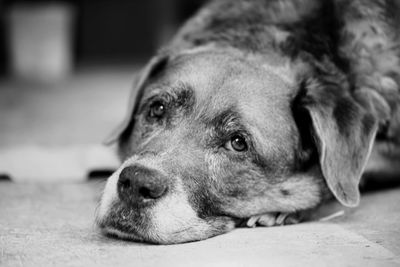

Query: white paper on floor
left=0, top=144, right=119, bottom=182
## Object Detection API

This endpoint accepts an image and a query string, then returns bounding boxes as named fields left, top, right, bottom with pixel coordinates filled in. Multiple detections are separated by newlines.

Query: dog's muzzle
left=96, top=157, right=235, bottom=244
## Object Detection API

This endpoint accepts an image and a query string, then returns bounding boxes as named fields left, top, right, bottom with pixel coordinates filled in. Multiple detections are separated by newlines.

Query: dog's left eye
left=148, top=101, right=166, bottom=119
left=226, top=135, right=248, bottom=152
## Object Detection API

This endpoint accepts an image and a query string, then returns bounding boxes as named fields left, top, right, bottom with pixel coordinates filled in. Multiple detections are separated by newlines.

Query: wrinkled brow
left=141, top=83, right=195, bottom=112
left=204, top=107, right=251, bottom=139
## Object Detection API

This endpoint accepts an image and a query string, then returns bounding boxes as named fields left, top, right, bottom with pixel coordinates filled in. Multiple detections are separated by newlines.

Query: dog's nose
left=117, top=165, right=168, bottom=205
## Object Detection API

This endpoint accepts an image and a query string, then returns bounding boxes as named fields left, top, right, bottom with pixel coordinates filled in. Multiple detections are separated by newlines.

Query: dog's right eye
left=225, top=135, right=248, bottom=152
left=148, top=101, right=166, bottom=119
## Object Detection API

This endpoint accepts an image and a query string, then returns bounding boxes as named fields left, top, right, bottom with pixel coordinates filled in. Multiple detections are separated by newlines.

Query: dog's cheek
left=206, top=152, right=268, bottom=198
left=227, top=173, right=325, bottom=217
left=266, top=171, right=326, bottom=212
left=205, top=152, right=269, bottom=211
left=212, top=161, right=326, bottom=217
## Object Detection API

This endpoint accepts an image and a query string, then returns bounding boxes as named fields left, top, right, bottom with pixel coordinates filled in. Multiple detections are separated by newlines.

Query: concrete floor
left=0, top=69, right=400, bottom=266
left=0, top=181, right=399, bottom=267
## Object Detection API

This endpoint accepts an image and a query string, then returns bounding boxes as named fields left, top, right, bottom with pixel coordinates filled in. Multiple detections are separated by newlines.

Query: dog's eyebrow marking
left=206, top=108, right=248, bottom=135
left=173, top=83, right=196, bottom=113
left=201, top=107, right=256, bottom=150
left=140, top=83, right=195, bottom=114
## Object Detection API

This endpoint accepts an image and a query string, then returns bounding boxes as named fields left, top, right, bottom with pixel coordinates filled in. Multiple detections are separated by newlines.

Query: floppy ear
left=295, top=79, right=378, bottom=207
left=104, top=54, right=170, bottom=145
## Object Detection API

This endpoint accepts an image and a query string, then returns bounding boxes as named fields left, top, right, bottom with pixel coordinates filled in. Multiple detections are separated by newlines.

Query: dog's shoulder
left=337, top=0, right=400, bottom=143
left=170, top=0, right=327, bottom=55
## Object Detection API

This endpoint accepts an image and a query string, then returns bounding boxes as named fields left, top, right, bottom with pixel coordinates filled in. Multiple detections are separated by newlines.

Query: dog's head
left=96, top=47, right=378, bottom=244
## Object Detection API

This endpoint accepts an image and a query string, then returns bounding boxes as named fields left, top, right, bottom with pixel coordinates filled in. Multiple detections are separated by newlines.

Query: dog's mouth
left=96, top=190, right=238, bottom=244
left=97, top=203, right=153, bottom=243
left=101, top=226, right=147, bottom=243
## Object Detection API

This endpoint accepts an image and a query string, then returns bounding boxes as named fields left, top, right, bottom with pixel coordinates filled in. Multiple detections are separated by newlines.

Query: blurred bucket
left=7, top=3, right=75, bottom=82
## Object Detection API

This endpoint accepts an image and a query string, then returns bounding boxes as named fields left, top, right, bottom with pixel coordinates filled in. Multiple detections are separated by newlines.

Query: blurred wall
left=0, top=0, right=7, bottom=75
left=0, top=0, right=206, bottom=78
left=75, top=0, right=205, bottom=64
left=76, top=0, right=164, bottom=64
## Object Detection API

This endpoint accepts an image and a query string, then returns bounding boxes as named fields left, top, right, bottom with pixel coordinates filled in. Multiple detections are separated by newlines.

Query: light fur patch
left=149, top=179, right=211, bottom=241
left=261, top=60, right=297, bottom=87
left=97, top=156, right=139, bottom=221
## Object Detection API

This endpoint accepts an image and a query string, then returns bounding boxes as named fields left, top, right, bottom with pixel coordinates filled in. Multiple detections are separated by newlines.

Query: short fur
left=97, top=0, right=400, bottom=244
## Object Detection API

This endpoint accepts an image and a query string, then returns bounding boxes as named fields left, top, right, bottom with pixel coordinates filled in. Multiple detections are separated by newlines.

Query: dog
left=96, top=0, right=400, bottom=244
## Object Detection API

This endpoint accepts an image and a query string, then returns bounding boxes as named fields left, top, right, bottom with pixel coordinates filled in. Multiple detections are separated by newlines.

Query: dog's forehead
left=161, top=51, right=294, bottom=105
left=168, top=50, right=295, bottom=97
left=167, top=50, right=296, bottom=128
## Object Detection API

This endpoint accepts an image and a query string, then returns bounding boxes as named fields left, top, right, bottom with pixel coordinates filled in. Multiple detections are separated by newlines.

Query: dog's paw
left=245, top=212, right=301, bottom=228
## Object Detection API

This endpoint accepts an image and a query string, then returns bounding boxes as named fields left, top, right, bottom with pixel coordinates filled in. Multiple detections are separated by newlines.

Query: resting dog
left=96, top=0, right=400, bottom=244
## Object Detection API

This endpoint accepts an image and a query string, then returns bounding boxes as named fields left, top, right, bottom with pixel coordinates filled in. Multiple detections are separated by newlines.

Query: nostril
left=138, top=184, right=167, bottom=199
left=119, top=177, right=131, bottom=190
left=138, top=186, right=152, bottom=198
left=118, top=168, right=134, bottom=190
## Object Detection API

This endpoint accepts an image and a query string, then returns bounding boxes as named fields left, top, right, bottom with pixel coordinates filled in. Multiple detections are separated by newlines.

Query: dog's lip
left=99, top=219, right=204, bottom=244
left=101, top=225, right=147, bottom=243
left=98, top=214, right=150, bottom=242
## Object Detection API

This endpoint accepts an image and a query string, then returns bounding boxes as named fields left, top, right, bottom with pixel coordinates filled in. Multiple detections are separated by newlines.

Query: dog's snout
left=117, top=165, right=168, bottom=205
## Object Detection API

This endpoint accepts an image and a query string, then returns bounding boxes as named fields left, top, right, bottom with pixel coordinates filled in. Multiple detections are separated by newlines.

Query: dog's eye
left=226, top=135, right=248, bottom=152
left=148, top=101, right=166, bottom=118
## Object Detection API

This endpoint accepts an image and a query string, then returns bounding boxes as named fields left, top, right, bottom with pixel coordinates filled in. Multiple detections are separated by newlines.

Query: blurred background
left=0, top=0, right=206, bottom=182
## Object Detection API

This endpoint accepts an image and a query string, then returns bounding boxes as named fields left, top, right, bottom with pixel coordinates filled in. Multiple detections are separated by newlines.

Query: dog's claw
left=246, top=212, right=301, bottom=228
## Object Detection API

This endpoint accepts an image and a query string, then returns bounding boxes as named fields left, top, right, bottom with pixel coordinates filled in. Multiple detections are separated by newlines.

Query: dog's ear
left=104, top=54, right=170, bottom=145
left=294, top=79, right=378, bottom=207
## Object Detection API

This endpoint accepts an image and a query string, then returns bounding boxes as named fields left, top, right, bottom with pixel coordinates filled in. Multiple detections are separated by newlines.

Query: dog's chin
left=96, top=201, right=236, bottom=245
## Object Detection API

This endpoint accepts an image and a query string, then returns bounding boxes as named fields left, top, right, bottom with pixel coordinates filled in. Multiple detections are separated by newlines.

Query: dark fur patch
left=182, top=2, right=277, bottom=52
left=178, top=163, right=223, bottom=220
left=175, top=84, right=196, bottom=114
left=376, top=119, right=390, bottom=140
left=362, top=113, right=377, bottom=138
left=333, top=97, right=359, bottom=136
left=280, top=1, right=339, bottom=59
left=148, top=57, right=169, bottom=80
left=291, top=83, right=318, bottom=171
left=280, top=189, right=291, bottom=196
left=140, top=84, right=195, bottom=115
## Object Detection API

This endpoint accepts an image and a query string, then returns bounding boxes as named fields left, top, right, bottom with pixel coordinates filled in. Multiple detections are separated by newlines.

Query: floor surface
left=1, top=181, right=400, bottom=267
